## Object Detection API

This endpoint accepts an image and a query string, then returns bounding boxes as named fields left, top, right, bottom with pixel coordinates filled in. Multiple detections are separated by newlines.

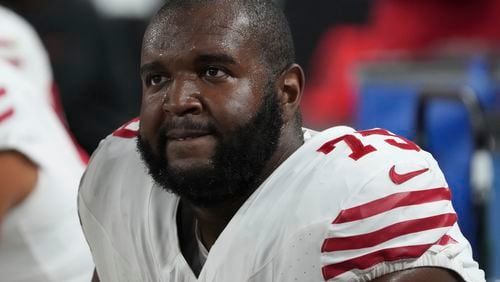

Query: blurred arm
left=0, top=150, right=37, bottom=225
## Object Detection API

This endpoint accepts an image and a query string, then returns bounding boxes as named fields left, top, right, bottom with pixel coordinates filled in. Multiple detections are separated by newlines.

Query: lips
left=166, top=129, right=212, bottom=141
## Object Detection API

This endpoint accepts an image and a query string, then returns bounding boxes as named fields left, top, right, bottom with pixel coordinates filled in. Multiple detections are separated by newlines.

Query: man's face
left=137, top=5, right=284, bottom=205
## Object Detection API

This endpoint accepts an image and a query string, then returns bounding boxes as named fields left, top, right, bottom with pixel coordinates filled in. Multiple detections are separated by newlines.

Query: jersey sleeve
left=318, top=131, right=485, bottom=281
left=0, top=75, right=48, bottom=166
left=0, top=6, right=53, bottom=104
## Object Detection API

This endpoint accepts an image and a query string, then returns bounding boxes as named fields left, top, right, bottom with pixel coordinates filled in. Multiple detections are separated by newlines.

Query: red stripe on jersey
left=112, top=117, right=139, bottom=138
left=6, top=58, right=21, bottom=67
left=112, top=128, right=138, bottom=138
left=322, top=213, right=457, bottom=252
left=322, top=243, right=432, bottom=280
left=437, top=234, right=457, bottom=245
left=0, top=108, right=14, bottom=123
left=332, top=187, right=451, bottom=224
left=321, top=234, right=458, bottom=280
left=0, top=87, right=6, bottom=97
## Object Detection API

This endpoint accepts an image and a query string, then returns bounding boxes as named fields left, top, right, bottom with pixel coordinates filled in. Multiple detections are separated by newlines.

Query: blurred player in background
left=79, top=0, right=484, bottom=281
left=0, top=6, right=93, bottom=281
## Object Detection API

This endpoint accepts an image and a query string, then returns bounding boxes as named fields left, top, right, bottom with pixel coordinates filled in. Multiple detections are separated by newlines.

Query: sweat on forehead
left=143, top=0, right=296, bottom=78
left=143, top=2, right=249, bottom=50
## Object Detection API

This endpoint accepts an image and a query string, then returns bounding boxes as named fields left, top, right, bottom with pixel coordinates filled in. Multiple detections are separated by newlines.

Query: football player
left=79, top=1, right=485, bottom=281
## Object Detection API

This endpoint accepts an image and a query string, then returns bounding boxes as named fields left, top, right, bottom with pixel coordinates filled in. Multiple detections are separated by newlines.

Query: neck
left=190, top=196, right=246, bottom=250
left=190, top=127, right=304, bottom=250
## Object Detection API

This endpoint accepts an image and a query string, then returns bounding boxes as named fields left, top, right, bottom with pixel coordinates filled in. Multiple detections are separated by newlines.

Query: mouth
left=163, top=128, right=217, bottom=162
left=166, top=129, right=213, bottom=141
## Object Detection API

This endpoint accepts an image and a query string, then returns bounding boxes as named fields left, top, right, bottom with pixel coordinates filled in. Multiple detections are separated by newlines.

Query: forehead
left=142, top=5, right=255, bottom=62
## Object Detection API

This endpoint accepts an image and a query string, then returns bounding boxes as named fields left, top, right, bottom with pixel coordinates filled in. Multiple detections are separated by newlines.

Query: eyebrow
left=140, top=61, right=163, bottom=77
left=139, top=53, right=238, bottom=76
left=193, top=53, right=238, bottom=66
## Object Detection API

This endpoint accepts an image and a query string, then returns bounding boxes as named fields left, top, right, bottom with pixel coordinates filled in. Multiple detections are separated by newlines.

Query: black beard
left=136, top=88, right=283, bottom=207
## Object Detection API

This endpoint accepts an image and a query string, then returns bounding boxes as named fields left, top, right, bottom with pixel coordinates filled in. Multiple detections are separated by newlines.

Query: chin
left=167, top=158, right=215, bottom=173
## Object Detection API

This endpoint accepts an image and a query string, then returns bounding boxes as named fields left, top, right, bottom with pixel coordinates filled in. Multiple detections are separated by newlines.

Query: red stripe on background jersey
left=6, top=58, right=21, bottom=67
left=321, top=234, right=457, bottom=280
left=322, top=213, right=457, bottom=252
left=0, top=87, right=6, bottom=97
left=332, top=187, right=451, bottom=224
left=0, top=108, right=14, bottom=123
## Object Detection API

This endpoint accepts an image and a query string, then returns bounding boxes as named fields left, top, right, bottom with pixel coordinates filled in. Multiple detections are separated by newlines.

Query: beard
left=136, top=87, right=283, bottom=207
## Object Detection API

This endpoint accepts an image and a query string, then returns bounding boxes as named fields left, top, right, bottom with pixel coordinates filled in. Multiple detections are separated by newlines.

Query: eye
left=146, top=74, right=168, bottom=86
left=203, top=67, right=227, bottom=79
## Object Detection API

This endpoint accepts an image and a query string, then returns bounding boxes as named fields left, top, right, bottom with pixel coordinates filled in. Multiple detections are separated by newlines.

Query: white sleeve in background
left=0, top=62, right=93, bottom=282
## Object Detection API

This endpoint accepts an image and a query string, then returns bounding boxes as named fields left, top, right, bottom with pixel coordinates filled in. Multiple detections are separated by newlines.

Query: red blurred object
left=302, top=0, right=500, bottom=127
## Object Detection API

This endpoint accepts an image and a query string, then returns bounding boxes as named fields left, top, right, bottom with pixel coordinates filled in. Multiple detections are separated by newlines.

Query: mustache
left=158, top=118, right=218, bottom=137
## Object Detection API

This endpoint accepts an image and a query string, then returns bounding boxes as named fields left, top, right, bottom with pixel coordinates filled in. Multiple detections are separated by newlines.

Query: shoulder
left=263, top=126, right=440, bottom=223
left=0, top=7, right=39, bottom=45
left=78, top=117, right=148, bottom=216
left=0, top=6, right=51, bottom=72
left=288, top=127, right=447, bottom=226
left=79, top=118, right=142, bottom=198
left=306, top=126, right=442, bottom=194
left=87, top=117, right=141, bottom=164
left=283, top=126, right=452, bottom=230
left=308, top=127, right=484, bottom=281
left=0, top=5, right=53, bottom=103
left=0, top=6, right=34, bottom=31
left=94, top=117, right=141, bottom=159
left=77, top=118, right=179, bottom=281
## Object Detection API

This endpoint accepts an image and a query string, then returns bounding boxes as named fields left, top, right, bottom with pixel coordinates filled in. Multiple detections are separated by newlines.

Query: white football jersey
left=79, top=119, right=485, bottom=281
left=0, top=62, right=93, bottom=281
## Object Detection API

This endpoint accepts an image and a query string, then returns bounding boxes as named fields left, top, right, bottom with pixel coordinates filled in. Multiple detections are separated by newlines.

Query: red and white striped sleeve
left=0, top=63, right=66, bottom=167
left=319, top=157, right=484, bottom=281
left=0, top=86, right=14, bottom=125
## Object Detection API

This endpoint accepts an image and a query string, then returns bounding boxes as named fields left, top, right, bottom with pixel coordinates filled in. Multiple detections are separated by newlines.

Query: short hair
left=152, top=0, right=296, bottom=79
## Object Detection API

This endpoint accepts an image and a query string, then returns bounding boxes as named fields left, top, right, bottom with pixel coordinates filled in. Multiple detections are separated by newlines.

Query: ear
left=276, top=64, right=305, bottom=123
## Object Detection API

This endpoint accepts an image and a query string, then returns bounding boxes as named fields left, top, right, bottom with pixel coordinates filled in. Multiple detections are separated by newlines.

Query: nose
left=162, top=77, right=202, bottom=116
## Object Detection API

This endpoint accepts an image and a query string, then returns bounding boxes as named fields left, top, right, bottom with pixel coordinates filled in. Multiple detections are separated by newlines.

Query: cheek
left=139, top=92, right=165, bottom=149
left=206, top=80, right=261, bottom=131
